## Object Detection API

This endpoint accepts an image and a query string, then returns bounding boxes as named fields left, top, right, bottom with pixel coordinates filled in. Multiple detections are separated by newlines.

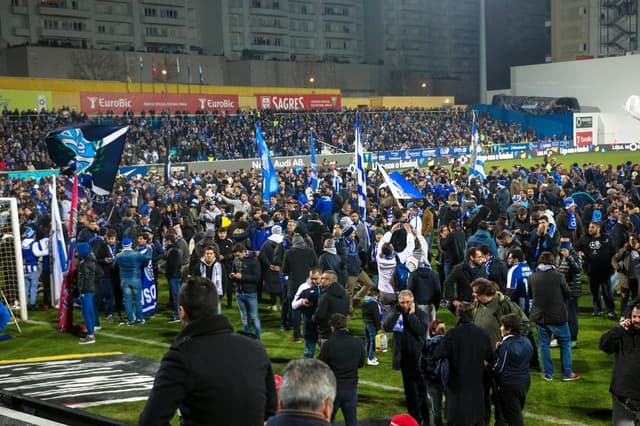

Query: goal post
left=0, top=198, right=27, bottom=321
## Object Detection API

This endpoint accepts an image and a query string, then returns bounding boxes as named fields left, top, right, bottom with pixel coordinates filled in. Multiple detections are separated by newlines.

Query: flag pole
left=58, top=172, right=78, bottom=333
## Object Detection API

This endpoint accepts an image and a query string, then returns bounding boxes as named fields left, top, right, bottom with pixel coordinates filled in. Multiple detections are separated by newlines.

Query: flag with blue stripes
left=309, top=129, right=318, bottom=192
left=256, top=124, right=280, bottom=205
left=354, top=112, right=367, bottom=219
left=469, top=110, right=486, bottom=182
left=50, top=175, right=68, bottom=307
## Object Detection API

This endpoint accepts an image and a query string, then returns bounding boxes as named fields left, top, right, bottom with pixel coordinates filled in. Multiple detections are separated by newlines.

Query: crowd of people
left=11, top=142, right=640, bottom=424
left=0, top=107, right=540, bottom=170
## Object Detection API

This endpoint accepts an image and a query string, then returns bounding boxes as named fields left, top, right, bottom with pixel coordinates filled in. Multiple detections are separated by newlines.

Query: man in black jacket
left=230, top=243, right=263, bottom=339
left=443, top=246, right=488, bottom=306
left=406, top=260, right=441, bottom=326
left=313, top=270, right=349, bottom=343
left=600, top=304, right=640, bottom=425
left=139, top=276, right=277, bottom=425
left=164, top=234, right=183, bottom=323
left=528, top=251, right=579, bottom=382
left=383, top=289, right=430, bottom=425
left=317, top=313, right=365, bottom=426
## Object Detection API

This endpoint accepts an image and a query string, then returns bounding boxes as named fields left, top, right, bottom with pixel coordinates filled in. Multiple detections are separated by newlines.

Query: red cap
left=389, top=414, right=419, bottom=426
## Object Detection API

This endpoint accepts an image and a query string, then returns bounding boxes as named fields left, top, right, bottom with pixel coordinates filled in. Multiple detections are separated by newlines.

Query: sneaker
left=607, top=312, right=616, bottom=319
left=550, top=339, right=559, bottom=348
left=570, top=341, right=577, bottom=348
left=79, top=336, right=96, bottom=345
left=592, top=311, right=601, bottom=316
left=542, top=374, right=553, bottom=381
left=367, top=358, right=380, bottom=366
left=562, top=373, right=580, bottom=382
left=135, top=319, right=146, bottom=325
left=94, top=326, right=102, bottom=331
left=288, top=336, right=301, bottom=343
left=168, top=317, right=181, bottom=324
left=106, top=314, right=114, bottom=323
left=119, top=321, right=135, bottom=326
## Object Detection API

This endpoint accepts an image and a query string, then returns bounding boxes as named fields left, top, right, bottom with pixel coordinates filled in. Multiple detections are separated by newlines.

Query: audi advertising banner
left=80, top=92, right=238, bottom=114
left=256, top=94, right=341, bottom=110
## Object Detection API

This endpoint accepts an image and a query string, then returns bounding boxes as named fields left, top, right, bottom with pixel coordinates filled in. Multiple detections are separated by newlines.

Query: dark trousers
left=495, top=382, right=530, bottom=426
left=589, top=274, right=615, bottom=314
left=401, top=363, right=430, bottom=425
left=567, top=296, right=580, bottom=341
left=331, top=387, right=358, bottom=426
left=621, top=278, right=639, bottom=317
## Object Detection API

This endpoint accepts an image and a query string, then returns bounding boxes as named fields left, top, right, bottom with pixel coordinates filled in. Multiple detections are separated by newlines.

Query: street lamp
left=161, top=68, right=168, bottom=93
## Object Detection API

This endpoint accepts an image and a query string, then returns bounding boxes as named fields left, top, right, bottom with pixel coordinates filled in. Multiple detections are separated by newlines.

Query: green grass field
left=2, top=150, right=634, bottom=425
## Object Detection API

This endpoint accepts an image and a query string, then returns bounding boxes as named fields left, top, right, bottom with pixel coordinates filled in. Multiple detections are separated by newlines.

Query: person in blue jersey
left=506, top=249, right=533, bottom=314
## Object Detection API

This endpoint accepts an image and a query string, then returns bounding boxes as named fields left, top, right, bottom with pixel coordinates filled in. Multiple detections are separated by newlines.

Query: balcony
left=13, top=27, right=30, bottom=37
left=41, top=27, right=91, bottom=39
left=38, top=5, right=91, bottom=18
left=11, top=5, right=28, bottom=14
left=141, top=15, right=187, bottom=27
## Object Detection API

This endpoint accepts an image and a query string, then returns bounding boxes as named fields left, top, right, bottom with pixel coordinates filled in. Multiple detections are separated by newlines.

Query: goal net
left=0, top=198, right=27, bottom=321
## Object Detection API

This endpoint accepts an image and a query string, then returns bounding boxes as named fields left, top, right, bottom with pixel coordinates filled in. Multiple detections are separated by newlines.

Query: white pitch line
left=26, top=320, right=588, bottom=426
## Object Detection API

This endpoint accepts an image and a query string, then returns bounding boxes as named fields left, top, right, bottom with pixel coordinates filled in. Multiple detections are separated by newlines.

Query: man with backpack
left=406, top=254, right=441, bottom=326
left=420, top=320, right=447, bottom=426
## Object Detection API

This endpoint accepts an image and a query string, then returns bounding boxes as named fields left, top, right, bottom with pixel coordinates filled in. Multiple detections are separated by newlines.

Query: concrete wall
left=511, top=55, right=640, bottom=113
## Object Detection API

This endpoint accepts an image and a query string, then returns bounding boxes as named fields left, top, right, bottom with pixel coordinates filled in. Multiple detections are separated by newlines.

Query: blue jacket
left=467, top=229, right=499, bottom=259
left=114, top=248, right=151, bottom=283
left=492, top=333, right=533, bottom=385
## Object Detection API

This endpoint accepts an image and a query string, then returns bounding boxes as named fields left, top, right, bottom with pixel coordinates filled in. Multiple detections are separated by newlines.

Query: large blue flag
left=46, top=125, right=128, bottom=203
left=378, top=163, right=424, bottom=199
left=309, top=129, right=318, bottom=193
left=256, top=124, right=280, bottom=204
left=469, top=111, right=486, bottom=182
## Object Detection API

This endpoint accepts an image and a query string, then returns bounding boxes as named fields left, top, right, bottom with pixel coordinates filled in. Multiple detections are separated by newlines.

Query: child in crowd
left=362, top=287, right=383, bottom=366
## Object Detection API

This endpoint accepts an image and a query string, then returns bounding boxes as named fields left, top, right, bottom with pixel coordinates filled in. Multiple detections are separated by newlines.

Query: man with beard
left=443, top=247, right=488, bottom=306
left=600, top=304, right=640, bottom=425
left=575, top=221, right=616, bottom=317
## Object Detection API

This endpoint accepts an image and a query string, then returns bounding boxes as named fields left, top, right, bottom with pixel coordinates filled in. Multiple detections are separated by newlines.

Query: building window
left=97, top=24, right=106, bottom=33
left=325, top=40, right=332, bottom=48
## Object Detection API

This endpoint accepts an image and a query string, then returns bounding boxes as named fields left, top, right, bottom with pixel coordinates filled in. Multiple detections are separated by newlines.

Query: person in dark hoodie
left=259, top=225, right=284, bottom=312
left=467, top=221, right=499, bottom=259
left=164, top=233, right=183, bottom=323
left=77, top=242, right=97, bottom=345
left=313, top=270, right=349, bottom=344
left=492, top=313, right=534, bottom=426
left=215, top=227, right=234, bottom=308
left=406, top=251, right=441, bottom=326
left=318, top=238, right=346, bottom=288
left=361, top=288, right=383, bottom=366
left=317, top=313, right=366, bottom=426
left=230, top=243, right=263, bottom=338
left=283, top=233, right=318, bottom=342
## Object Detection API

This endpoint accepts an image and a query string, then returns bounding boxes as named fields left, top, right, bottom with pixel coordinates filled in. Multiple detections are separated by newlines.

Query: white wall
left=511, top=55, right=640, bottom=113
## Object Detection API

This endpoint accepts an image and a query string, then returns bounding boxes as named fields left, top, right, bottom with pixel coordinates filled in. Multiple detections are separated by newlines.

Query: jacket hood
left=326, top=282, right=347, bottom=299
left=268, top=234, right=283, bottom=244
left=473, top=229, right=493, bottom=241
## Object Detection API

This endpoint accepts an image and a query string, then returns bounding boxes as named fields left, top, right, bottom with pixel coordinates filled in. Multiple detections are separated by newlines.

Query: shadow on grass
left=570, top=406, right=610, bottom=421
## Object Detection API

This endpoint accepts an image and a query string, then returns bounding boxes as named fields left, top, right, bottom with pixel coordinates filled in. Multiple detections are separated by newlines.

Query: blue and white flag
left=309, top=129, right=318, bottom=192
left=354, top=112, right=367, bottom=219
left=378, top=163, right=423, bottom=199
left=198, top=64, right=204, bottom=85
left=46, top=125, right=128, bottom=203
left=469, top=111, right=486, bottom=182
left=165, top=154, right=172, bottom=185
left=256, top=124, right=280, bottom=205
left=50, top=175, right=68, bottom=307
